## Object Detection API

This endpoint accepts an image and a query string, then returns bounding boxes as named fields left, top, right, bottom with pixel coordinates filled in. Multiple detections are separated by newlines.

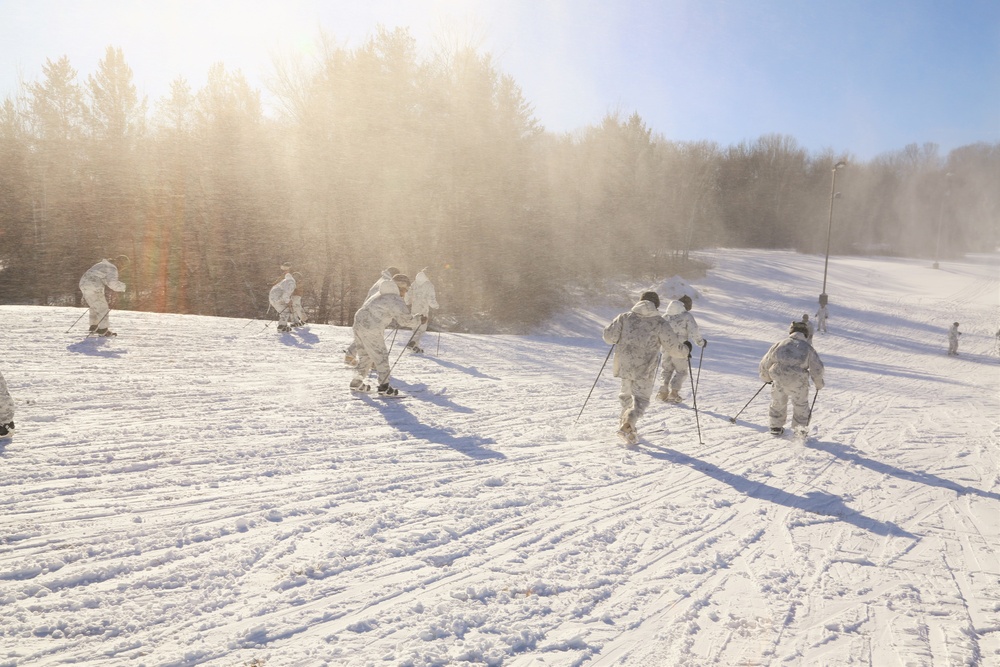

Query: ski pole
left=386, top=327, right=399, bottom=355
left=693, top=344, right=705, bottom=396
left=807, top=387, right=820, bottom=424
left=388, top=327, right=421, bottom=378
left=576, top=345, right=614, bottom=422
left=66, top=309, right=89, bottom=333
left=263, top=304, right=290, bottom=330
left=246, top=303, right=272, bottom=328
left=687, top=355, right=703, bottom=444
left=436, top=330, right=441, bottom=356
left=728, top=382, right=768, bottom=423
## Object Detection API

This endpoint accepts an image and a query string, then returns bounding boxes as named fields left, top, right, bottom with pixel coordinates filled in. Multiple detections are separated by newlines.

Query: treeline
left=1, top=28, right=997, bottom=329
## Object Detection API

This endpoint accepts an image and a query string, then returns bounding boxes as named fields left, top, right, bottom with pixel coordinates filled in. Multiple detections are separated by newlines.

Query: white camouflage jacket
left=79, top=260, right=126, bottom=293
left=759, top=332, right=825, bottom=389
left=404, top=271, right=439, bottom=316
left=663, top=300, right=704, bottom=355
left=353, top=281, right=423, bottom=332
left=603, top=300, right=679, bottom=381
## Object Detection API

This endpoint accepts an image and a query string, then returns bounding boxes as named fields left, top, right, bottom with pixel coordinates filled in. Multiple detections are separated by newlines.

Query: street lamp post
left=932, top=172, right=953, bottom=269
left=819, top=160, right=847, bottom=306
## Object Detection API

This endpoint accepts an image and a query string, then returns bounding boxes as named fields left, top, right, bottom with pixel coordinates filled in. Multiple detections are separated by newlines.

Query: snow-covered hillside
left=1, top=249, right=998, bottom=667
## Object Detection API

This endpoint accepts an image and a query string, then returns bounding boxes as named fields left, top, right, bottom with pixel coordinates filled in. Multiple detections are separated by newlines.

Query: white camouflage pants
left=270, top=297, right=292, bottom=326
left=768, top=370, right=812, bottom=430
left=659, top=353, right=688, bottom=392
left=81, top=286, right=111, bottom=329
left=0, top=372, right=13, bottom=423
left=410, top=313, right=430, bottom=347
left=618, top=376, right=654, bottom=430
left=353, top=320, right=391, bottom=385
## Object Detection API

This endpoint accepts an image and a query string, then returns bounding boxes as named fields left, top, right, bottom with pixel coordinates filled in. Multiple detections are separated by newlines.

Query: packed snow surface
left=1, top=249, right=998, bottom=667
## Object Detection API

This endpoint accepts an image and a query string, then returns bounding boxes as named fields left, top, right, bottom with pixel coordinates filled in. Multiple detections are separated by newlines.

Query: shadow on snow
left=641, top=443, right=917, bottom=538
left=355, top=393, right=504, bottom=461
left=66, top=339, right=128, bottom=358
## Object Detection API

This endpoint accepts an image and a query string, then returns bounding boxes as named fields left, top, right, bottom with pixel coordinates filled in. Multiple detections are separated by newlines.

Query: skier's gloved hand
left=814, top=379, right=824, bottom=390
left=699, top=339, right=707, bottom=348
left=421, top=315, right=428, bottom=323
left=683, top=341, right=692, bottom=355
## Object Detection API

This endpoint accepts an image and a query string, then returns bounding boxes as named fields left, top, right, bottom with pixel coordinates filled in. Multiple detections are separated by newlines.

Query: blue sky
left=2, top=0, right=997, bottom=160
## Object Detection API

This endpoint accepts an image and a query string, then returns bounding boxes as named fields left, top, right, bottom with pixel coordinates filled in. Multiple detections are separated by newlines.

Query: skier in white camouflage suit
left=350, top=274, right=426, bottom=396
left=345, top=266, right=399, bottom=365
left=758, top=321, right=825, bottom=437
left=947, top=322, right=961, bottom=355
left=801, top=313, right=815, bottom=341
left=79, top=257, right=128, bottom=337
left=268, top=268, right=297, bottom=332
left=0, top=370, right=14, bottom=438
left=656, top=295, right=706, bottom=403
left=602, top=292, right=679, bottom=445
left=815, top=303, right=829, bottom=333
left=403, top=269, right=439, bottom=353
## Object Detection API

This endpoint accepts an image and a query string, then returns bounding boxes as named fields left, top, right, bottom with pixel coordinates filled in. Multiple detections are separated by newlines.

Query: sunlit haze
left=2, top=0, right=998, bottom=159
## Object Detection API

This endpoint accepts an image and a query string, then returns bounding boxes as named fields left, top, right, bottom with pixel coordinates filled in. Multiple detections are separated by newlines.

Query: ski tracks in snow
left=0, top=251, right=997, bottom=666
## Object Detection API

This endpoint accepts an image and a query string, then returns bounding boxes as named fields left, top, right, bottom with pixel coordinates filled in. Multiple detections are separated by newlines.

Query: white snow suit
left=403, top=271, right=439, bottom=347
left=0, top=370, right=14, bottom=426
left=352, top=281, right=424, bottom=386
left=603, top=299, right=679, bottom=431
left=815, top=305, right=829, bottom=333
left=269, top=273, right=296, bottom=328
left=759, top=331, right=825, bottom=432
left=79, top=260, right=126, bottom=331
left=659, top=300, right=705, bottom=396
left=347, top=269, right=398, bottom=359
left=947, top=324, right=961, bottom=355
left=801, top=316, right=815, bottom=341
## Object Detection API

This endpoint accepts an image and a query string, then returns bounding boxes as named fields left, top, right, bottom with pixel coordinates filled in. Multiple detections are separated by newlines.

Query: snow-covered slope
left=1, top=249, right=998, bottom=666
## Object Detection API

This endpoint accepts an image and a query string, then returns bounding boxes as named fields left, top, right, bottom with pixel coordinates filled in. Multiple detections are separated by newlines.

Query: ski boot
left=617, top=421, right=638, bottom=446
left=350, top=379, right=370, bottom=392
left=377, top=382, right=399, bottom=396
left=96, top=328, right=117, bottom=337
left=769, top=426, right=785, bottom=436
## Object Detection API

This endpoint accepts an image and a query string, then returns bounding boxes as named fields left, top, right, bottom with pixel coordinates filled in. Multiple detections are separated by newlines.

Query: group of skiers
left=601, top=287, right=980, bottom=446
left=603, top=291, right=824, bottom=445
left=0, top=257, right=979, bottom=445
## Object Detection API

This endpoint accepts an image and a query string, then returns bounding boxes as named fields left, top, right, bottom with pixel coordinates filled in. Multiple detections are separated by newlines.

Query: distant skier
left=79, top=257, right=128, bottom=337
left=350, top=274, right=426, bottom=396
left=403, top=269, right=439, bottom=353
left=815, top=303, right=829, bottom=333
left=947, top=322, right=961, bottom=356
left=291, top=272, right=306, bottom=327
left=603, top=291, right=678, bottom=445
left=269, top=267, right=296, bottom=333
left=758, top=321, right=825, bottom=437
left=656, top=295, right=707, bottom=403
left=0, top=370, right=14, bottom=439
left=801, top=313, right=815, bottom=341
left=345, top=266, right=400, bottom=366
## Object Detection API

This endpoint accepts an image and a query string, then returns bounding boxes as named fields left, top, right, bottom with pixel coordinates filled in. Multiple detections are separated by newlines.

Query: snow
left=1, top=248, right=998, bottom=667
